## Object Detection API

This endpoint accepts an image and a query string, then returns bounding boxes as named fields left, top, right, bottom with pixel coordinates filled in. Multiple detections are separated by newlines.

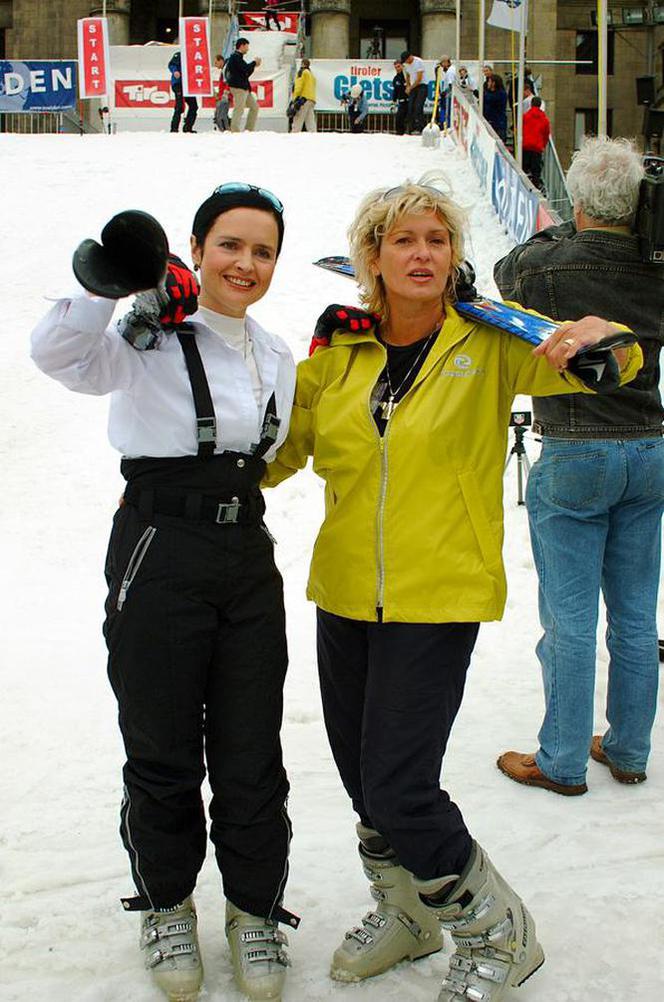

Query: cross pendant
left=380, top=396, right=396, bottom=421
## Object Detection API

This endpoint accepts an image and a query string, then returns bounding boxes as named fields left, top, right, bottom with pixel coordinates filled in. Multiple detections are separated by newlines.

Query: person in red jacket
left=522, top=97, right=550, bottom=191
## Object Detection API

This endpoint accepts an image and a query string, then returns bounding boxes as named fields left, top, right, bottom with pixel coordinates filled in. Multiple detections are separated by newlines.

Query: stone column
left=420, top=0, right=456, bottom=60
left=197, top=0, right=230, bottom=58
left=89, top=1, right=131, bottom=46
left=310, top=0, right=351, bottom=59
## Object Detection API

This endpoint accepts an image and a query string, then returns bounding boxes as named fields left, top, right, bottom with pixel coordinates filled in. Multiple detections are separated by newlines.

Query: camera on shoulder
left=635, top=155, right=664, bottom=264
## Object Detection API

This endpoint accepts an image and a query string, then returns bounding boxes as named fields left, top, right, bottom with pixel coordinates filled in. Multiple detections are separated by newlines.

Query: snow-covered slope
left=2, top=131, right=662, bottom=1001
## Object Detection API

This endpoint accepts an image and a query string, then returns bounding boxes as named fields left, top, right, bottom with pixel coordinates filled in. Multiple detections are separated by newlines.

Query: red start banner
left=77, top=17, right=111, bottom=99
left=180, top=17, right=213, bottom=98
left=115, top=79, right=275, bottom=110
left=241, top=12, right=299, bottom=33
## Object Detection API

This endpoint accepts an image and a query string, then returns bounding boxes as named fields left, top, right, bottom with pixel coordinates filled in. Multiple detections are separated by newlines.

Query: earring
left=193, top=262, right=200, bottom=271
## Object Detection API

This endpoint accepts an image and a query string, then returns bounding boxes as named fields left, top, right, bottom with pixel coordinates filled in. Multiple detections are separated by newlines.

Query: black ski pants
left=171, top=90, right=198, bottom=132
left=104, top=501, right=290, bottom=918
left=317, top=610, right=478, bottom=879
left=406, top=83, right=428, bottom=134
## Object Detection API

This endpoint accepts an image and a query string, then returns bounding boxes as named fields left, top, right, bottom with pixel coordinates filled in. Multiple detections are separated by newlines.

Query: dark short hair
left=400, top=50, right=410, bottom=62
left=531, top=96, right=542, bottom=108
left=236, top=37, right=249, bottom=48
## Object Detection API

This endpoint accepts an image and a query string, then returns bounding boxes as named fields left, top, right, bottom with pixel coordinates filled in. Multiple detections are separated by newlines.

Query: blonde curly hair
left=348, top=176, right=467, bottom=322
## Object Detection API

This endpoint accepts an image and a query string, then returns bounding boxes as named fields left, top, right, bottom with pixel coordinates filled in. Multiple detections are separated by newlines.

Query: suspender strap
left=252, top=392, right=281, bottom=460
left=176, top=327, right=217, bottom=459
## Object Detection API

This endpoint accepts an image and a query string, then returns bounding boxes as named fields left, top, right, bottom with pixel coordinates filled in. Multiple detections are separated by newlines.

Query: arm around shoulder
left=262, top=349, right=329, bottom=488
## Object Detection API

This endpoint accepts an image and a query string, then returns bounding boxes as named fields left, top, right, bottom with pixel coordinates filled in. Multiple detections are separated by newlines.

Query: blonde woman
left=265, top=180, right=641, bottom=1002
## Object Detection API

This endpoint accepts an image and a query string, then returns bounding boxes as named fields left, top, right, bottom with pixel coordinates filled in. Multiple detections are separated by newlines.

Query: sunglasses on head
left=213, top=182, right=284, bottom=214
left=382, top=183, right=447, bottom=201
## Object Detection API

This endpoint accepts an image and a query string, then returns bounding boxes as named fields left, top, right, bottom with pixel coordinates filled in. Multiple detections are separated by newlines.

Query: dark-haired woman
left=484, top=73, right=508, bottom=142
left=31, top=184, right=297, bottom=1002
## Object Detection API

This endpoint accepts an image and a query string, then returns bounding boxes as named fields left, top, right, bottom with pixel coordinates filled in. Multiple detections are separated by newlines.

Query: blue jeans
left=526, top=437, right=664, bottom=786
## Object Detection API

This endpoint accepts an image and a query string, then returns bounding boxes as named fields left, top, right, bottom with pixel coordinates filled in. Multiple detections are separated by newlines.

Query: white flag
left=487, top=0, right=528, bottom=32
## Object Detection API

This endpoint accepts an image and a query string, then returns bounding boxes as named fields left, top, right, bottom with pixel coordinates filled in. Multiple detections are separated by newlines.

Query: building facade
left=2, top=1, right=663, bottom=166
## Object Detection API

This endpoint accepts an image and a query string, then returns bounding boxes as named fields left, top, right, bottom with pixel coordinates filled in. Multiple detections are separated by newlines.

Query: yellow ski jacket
left=292, top=68, right=316, bottom=103
left=264, top=305, right=642, bottom=623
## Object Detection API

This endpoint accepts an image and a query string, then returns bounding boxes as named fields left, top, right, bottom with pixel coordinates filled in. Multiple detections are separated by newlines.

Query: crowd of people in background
left=166, top=39, right=552, bottom=193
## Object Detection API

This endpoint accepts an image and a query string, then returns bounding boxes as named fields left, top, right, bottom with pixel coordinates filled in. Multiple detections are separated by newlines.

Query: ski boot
left=330, top=824, right=444, bottom=982
left=415, top=841, right=544, bottom=1002
left=140, top=897, right=203, bottom=1002
left=225, top=901, right=290, bottom=1001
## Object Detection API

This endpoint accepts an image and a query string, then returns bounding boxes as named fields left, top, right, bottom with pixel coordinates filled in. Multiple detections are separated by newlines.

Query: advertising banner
left=492, top=149, right=539, bottom=243
left=110, top=45, right=289, bottom=126
left=313, top=59, right=440, bottom=114
left=77, top=17, right=111, bottom=99
left=0, top=60, right=77, bottom=112
left=114, top=75, right=281, bottom=112
left=242, top=12, right=298, bottom=33
left=452, top=86, right=496, bottom=196
left=180, top=17, right=213, bottom=98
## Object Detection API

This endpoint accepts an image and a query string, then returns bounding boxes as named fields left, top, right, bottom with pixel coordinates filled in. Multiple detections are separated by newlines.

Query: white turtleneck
left=197, top=305, right=263, bottom=406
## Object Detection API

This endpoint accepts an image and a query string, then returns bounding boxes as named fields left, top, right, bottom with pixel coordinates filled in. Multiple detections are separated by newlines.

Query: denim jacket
left=494, top=221, right=664, bottom=439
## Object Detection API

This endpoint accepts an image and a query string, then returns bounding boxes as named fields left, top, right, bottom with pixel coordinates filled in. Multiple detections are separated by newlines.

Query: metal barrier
left=542, top=140, right=574, bottom=222
left=316, top=112, right=398, bottom=134
left=0, top=112, right=64, bottom=134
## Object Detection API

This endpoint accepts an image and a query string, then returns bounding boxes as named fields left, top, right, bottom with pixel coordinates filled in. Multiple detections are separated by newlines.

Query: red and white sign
left=180, top=17, right=213, bottom=98
left=115, top=78, right=275, bottom=111
left=242, top=13, right=299, bottom=33
left=77, top=17, right=111, bottom=99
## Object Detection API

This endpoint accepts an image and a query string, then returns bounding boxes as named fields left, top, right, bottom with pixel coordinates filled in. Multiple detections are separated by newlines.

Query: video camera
left=635, top=155, right=664, bottom=263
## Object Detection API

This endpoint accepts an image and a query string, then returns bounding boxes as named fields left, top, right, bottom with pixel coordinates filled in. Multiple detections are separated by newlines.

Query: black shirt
left=372, top=331, right=438, bottom=436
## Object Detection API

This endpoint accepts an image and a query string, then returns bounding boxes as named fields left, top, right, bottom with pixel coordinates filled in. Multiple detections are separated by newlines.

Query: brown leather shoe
left=590, top=735, right=647, bottom=784
left=497, top=751, right=588, bottom=796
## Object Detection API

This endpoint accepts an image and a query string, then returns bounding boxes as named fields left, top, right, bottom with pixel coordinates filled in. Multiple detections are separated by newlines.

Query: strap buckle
left=216, top=497, right=240, bottom=524
left=196, top=416, right=217, bottom=445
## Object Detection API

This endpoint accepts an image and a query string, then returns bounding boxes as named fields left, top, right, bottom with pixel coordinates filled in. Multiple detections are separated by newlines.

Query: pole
left=516, top=0, right=526, bottom=167
left=597, top=0, right=608, bottom=135
left=479, top=0, right=485, bottom=116
left=179, top=1, right=184, bottom=19
left=456, top=0, right=461, bottom=63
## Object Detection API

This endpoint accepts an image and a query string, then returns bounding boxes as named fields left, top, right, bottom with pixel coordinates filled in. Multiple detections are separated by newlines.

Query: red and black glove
left=158, top=254, right=200, bottom=327
left=309, top=304, right=380, bottom=356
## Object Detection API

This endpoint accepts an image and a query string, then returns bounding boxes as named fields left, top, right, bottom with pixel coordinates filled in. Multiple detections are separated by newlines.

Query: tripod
left=505, top=424, right=531, bottom=506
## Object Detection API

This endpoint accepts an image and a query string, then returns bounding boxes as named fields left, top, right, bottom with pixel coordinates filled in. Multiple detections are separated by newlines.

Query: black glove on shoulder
left=310, top=304, right=380, bottom=355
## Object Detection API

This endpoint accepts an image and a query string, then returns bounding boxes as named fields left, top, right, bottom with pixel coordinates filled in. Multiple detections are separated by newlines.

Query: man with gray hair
left=494, top=136, right=664, bottom=796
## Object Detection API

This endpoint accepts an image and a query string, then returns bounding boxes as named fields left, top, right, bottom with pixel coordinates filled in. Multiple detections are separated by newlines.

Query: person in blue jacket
left=168, top=51, right=198, bottom=133
left=347, top=83, right=369, bottom=133
left=483, top=72, right=508, bottom=143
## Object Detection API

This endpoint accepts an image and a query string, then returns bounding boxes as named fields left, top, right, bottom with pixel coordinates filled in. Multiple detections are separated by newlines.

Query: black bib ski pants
left=103, top=454, right=291, bottom=921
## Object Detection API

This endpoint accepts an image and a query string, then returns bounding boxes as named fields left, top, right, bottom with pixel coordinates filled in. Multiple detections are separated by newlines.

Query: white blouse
left=31, top=293, right=296, bottom=461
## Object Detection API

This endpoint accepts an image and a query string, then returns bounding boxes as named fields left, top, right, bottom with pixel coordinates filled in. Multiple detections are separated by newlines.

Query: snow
left=2, top=131, right=663, bottom=1002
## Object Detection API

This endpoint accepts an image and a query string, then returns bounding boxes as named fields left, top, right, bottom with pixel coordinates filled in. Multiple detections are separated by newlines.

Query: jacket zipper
left=117, top=526, right=157, bottom=611
left=369, top=396, right=393, bottom=617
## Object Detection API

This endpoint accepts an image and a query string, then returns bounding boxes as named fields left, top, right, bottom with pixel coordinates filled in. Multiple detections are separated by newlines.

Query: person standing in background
left=391, top=59, right=408, bottom=135
left=522, top=97, right=550, bottom=191
left=168, top=50, right=198, bottom=133
left=401, top=49, right=428, bottom=134
left=483, top=73, right=508, bottom=142
left=264, top=0, right=281, bottom=31
left=213, top=54, right=232, bottom=132
left=226, top=38, right=262, bottom=133
left=291, top=58, right=316, bottom=133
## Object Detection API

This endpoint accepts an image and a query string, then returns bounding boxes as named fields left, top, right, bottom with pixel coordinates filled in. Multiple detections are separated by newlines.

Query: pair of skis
left=313, top=256, right=636, bottom=388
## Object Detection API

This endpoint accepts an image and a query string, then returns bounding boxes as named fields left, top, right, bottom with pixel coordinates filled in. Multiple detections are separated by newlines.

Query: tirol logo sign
left=180, top=17, right=213, bottom=98
left=115, top=79, right=275, bottom=110
left=77, top=17, right=111, bottom=98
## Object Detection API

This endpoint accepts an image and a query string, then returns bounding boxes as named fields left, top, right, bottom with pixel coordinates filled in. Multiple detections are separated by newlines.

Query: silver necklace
left=380, top=329, right=437, bottom=421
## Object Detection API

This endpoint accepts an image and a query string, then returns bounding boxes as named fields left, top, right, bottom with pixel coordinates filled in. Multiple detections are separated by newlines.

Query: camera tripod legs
left=505, top=427, right=532, bottom=506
